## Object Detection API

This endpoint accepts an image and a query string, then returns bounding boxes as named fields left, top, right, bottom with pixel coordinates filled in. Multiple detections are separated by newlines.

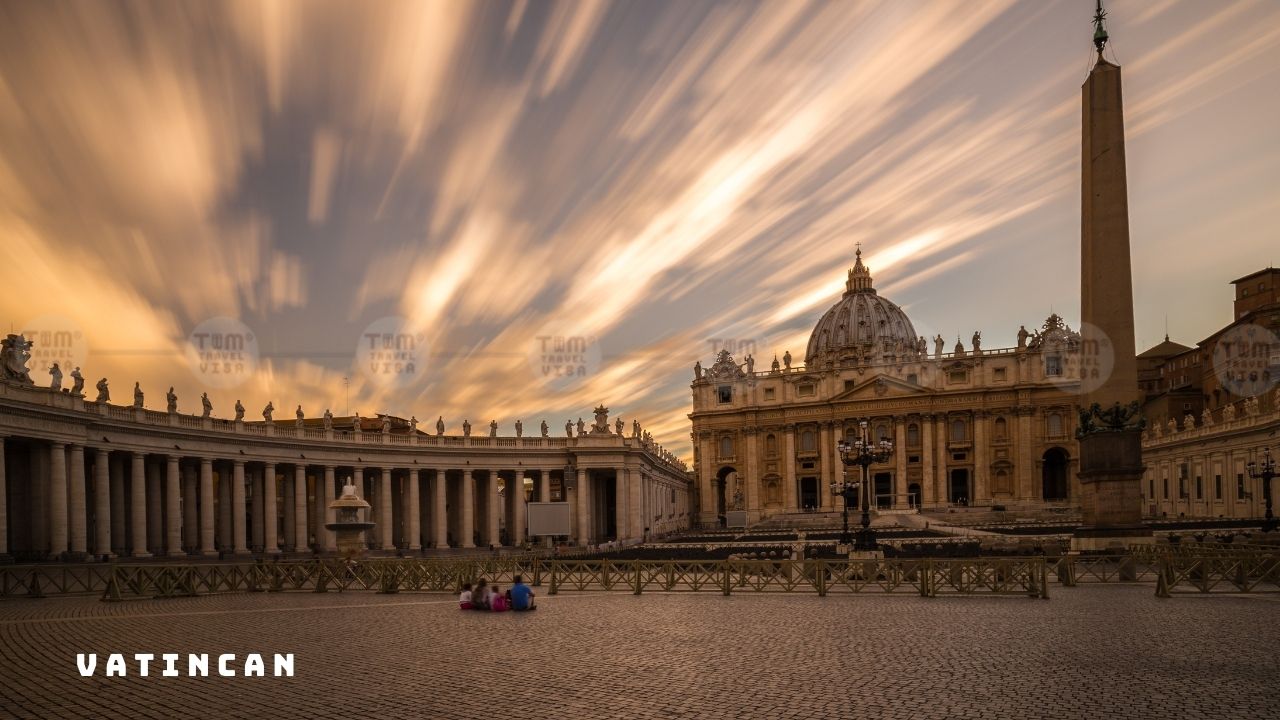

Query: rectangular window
left=1237, top=473, right=1246, bottom=501
left=797, top=383, right=815, bottom=397
left=1178, top=477, right=1185, bottom=499
left=801, top=462, right=815, bottom=470
left=1195, top=476, right=1202, bottom=500
left=717, top=385, right=732, bottom=403
left=909, top=455, right=920, bottom=464
left=1162, top=478, right=1168, bottom=499
left=907, top=373, right=918, bottom=384
left=993, top=367, right=1007, bottom=381
left=1045, top=355, right=1063, bottom=376
left=947, top=371, right=967, bottom=384
left=951, top=452, right=966, bottom=462
left=763, top=387, right=776, bottom=401
left=1215, top=474, right=1222, bottom=501
left=843, top=380, right=855, bottom=392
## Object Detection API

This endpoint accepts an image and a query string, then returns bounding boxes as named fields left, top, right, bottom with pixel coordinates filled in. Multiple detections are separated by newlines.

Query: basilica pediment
left=832, top=374, right=928, bottom=401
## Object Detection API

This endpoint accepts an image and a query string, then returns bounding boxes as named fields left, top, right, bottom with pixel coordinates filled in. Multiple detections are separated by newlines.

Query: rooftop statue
left=234, top=400, right=245, bottom=421
left=462, top=419, right=471, bottom=437
left=201, top=392, right=212, bottom=418
left=382, top=415, right=391, bottom=434
left=262, top=401, right=274, bottom=422
left=96, top=378, right=110, bottom=402
left=540, top=420, right=549, bottom=438
left=489, top=420, right=497, bottom=437
left=515, top=419, right=523, bottom=438
left=49, top=362, right=62, bottom=391
left=1, top=334, right=34, bottom=384
left=782, top=350, right=792, bottom=369
left=323, top=409, right=333, bottom=430
left=971, top=331, right=982, bottom=354
left=934, top=334, right=944, bottom=358
left=296, top=405, right=305, bottom=428
left=1017, top=325, right=1029, bottom=350
left=166, top=387, right=177, bottom=413
left=615, top=417, right=623, bottom=435
left=70, top=366, right=84, bottom=395
left=565, top=420, right=573, bottom=437
left=436, top=416, right=444, bottom=436
left=352, top=411, right=361, bottom=433
left=410, top=416, right=418, bottom=433
left=133, top=382, right=144, bottom=408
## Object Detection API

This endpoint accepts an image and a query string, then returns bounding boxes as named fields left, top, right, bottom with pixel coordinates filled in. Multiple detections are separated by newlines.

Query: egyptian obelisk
left=1075, top=1, right=1150, bottom=546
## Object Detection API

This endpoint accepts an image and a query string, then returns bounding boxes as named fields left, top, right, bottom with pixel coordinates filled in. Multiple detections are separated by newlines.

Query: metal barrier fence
left=543, top=558, right=1049, bottom=598
left=2, top=547, right=1277, bottom=601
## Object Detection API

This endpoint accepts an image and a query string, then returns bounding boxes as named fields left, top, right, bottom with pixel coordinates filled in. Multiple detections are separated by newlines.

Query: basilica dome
left=805, top=248, right=923, bottom=368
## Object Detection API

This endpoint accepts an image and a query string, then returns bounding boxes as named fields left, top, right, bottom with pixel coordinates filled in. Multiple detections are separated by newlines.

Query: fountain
left=325, top=480, right=375, bottom=559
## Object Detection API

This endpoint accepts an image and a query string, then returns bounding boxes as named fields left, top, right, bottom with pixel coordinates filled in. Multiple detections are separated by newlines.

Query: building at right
left=1138, top=267, right=1280, bottom=519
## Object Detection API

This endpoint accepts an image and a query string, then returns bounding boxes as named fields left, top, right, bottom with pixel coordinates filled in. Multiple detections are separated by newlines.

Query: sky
left=1, top=0, right=1278, bottom=462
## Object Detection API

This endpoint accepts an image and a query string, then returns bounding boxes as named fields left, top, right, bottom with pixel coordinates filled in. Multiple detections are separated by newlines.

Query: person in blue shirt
left=509, top=575, right=536, bottom=611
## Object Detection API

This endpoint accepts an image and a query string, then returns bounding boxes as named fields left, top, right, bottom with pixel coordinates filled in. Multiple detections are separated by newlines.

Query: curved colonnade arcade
left=0, top=381, right=692, bottom=563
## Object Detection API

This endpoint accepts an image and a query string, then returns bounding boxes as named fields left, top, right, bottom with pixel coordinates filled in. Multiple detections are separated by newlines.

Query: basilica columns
left=48, top=442, right=68, bottom=558
left=200, top=458, right=216, bottom=555
left=231, top=460, right=247, bottom=554
left=293, top=465, right=308, bottom=552
left=0, top=438, right=8, bottom=559
left=130, top=453, right=150, bottom=557
left=431, top=470, right=447, bottom=548
left=407, top=469, right=422, bottom=550
left=921, top=416, right=935, bottom=508
left=165, top=455, right=183, bottom=556
left=263, top=463, right=279, bottom=554
left=460, top=469, right=475, bottom=548
left=783, top=426, right=798, bottom=511
left=110, top=454, right=125, bottom=555
left=67, top=444, right=87, bottom=556
left=509, top=470, right=524, bottom=547
left=182, top=463, right=197, bottom=551
left=973, top=414, right=989, bottom=504
left=379, top=469, right=394, bottom=550
left=894, top=421, right=907, bottom=508
left=818, top=424, right=833, bottom=509
left=575, top=468, right=590, bottom=545
left=322, top=465, right=337, bottom=551
left=92, top=448, right=110, bottom=556
left=628, top=468, right=642, bottom=542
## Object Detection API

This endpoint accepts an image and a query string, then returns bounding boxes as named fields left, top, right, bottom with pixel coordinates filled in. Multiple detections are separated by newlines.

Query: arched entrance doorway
left=715, top=466, right=736, bottom=524
left=907, top=483, right=922, bottom=508
left=1042, top=448, right=1070, bottom=501
left=949, top=469, right=970, bottom=505
left=874, top=473, right=892, bottom=509
left=799, top=477, right=819, bottom=510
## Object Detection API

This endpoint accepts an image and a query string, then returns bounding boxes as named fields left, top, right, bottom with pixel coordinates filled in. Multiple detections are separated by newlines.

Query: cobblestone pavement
left=2, top=587, right=1279, bottom=719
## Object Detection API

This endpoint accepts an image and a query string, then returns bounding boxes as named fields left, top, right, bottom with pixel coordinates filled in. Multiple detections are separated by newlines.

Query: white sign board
left=527, top=502, right=572, bottom=537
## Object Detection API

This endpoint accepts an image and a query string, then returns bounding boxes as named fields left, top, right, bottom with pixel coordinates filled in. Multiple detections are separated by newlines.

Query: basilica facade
left=690, top=250, right=1088, bottom=527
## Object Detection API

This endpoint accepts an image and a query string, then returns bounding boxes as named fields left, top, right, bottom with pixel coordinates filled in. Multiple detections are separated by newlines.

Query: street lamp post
left=834, top=420, right=894, bottom=551
left=1246, top=448, right=1277, bottom=533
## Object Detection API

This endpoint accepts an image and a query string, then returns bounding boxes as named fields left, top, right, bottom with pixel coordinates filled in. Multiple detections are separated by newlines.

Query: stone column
left=628, top=468, right=642, bottom=542
left=282, top=472, right=295, bottom=550
left=894, top=420, right=907, bottom=509
left=379, top=469, right=394, bottom=550
left=110, top=454, right=125, bottom=555
left=218, top=463, right=232, bottom=550
left=460, top=469, right=475, bottom=548
left=164, top=455, right=183, bottom=556
left=921, top=415, right=935, bottom=509
left=0, top=438, right=8, bottom=559
left=935, top=419, right=949, bottom=504
left=538, top=471, right=551, bottom=502
left=353, top=467, right=364, bottom=499
left=818, top=423, right=832, bottom=509
left=433, top=470, right=448, bottom=548
left=130, top=453, right=150, bottom=557
left=92, top=448, right=110, bottom=556
left=744, top=430, right=759, bottom=522
left=231, top=460, right=248, bottom=554
left=407, top=469, right=422, bottom=551
left=783, top=426, right=798, bottom=510
left=145, top=459, right=163, bottom=555
left=613, top=469, right=627, bottom=542
left=67, top=444, right=87, bottom=556
left=200, top=458, right=216, bottom=555
left=48, top=442, right=68, bottom=558
left=1017, top=409, right=1035, bottom=503
left=182, top=464, right=197, bottom=550
left=322, top=466, right=337, bottom=551
left=973, top=413, right=988, bottom=505
left=486, top=470, right=501, bottom=547
left=510, top=470, right=525, bottom=547
left=263, top=463, right=278, bottom=554
left=576, top=468, right=591, bottom=545
left=250, top=466, right=264, bottom=550
left=293, top=465, right=308, bottom=552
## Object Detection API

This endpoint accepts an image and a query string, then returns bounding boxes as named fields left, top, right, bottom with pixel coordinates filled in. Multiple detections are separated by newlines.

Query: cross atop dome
left=845, top=244, right=876, bottom=295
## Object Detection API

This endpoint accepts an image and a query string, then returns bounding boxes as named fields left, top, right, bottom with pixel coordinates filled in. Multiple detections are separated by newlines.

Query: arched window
left=875, top=424, right=889, bottom=442
left=1047, top=413, right=1063, bottom=437
left=950, top=419, right=966, bottom=442
left=907, top=423, right=920, bottom=446
left=765, top=434, right=778, bottom=457
left=800, top=430, right=816, bottom=452
left=994, top=469, right=1012, bottom=494
left=719, top=436, right=734, bottom=459
left=994, top=417, right=1007, bottom=441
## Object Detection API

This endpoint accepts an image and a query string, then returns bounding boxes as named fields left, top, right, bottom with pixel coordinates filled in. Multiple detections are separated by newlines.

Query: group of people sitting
left=459, top=575, right=537, bottom=612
